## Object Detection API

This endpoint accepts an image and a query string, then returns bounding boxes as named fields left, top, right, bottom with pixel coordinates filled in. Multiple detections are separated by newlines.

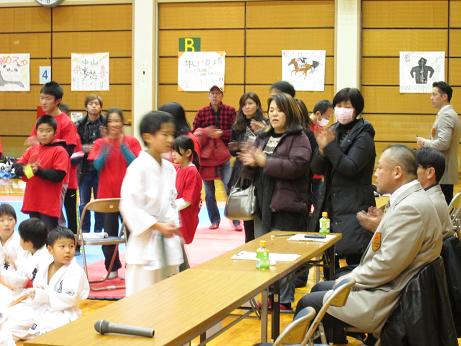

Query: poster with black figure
left=400, top=51, right=445, bottom=93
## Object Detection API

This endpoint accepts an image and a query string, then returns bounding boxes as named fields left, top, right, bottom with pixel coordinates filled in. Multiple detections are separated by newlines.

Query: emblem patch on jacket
left=371, top=232, right=382, bottom=251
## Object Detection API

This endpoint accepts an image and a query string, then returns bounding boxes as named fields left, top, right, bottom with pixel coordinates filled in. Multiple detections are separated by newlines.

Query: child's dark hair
left=46, top=226, right=76, bottom=246
left=271, top=81, right=296, bottom=97
left=313, top=99, right=333, bottom=114
left=107, top=108, right=124, bottom=123
left=19, top=218, right=47, bottom=250
left=173, top=135, right=200, bottom=168
left=158, top=102, right=191, bottom=137
left=139, top=111, right=175, bottom=146
left=40, top=81, right=63, bottom=101
left=0, top=203, right=16, bottom=221
left=36, top=115, right=57, bottom=132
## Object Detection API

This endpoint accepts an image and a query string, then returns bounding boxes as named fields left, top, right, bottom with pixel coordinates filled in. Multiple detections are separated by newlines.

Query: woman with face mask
left=311, top=88, right=376, bottom=270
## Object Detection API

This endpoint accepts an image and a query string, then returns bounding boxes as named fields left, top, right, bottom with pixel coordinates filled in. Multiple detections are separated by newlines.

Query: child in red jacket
left=15, top=115, right=69, bottom=231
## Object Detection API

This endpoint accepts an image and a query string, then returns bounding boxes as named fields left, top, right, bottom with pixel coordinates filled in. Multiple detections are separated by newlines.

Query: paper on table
left=232, top=251, right=300, bottom=262
left=287, top=234, right=336, bottom=242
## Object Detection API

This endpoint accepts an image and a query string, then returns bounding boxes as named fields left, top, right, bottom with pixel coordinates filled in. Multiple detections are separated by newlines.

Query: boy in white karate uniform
left=4, top=226, right=89, bottom=342
left=1, top=218, right=50, bottom=309
left=0, top=204, right=28, bottom=310
left=120, top=111, right=183, bottom=296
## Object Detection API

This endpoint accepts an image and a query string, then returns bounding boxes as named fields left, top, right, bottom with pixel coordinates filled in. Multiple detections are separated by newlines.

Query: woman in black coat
left=227, top=92, right=266, bottom=240
left=311, top=88, right=376, bottom=266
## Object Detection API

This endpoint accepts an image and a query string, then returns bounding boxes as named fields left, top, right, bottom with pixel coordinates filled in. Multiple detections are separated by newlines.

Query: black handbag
left=224, top=177, right=256, bottom=221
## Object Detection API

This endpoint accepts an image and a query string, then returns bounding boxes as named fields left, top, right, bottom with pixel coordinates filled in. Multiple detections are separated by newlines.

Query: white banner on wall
left=400, top=51, right=445, bottom=93
left=0, top=53, right=30, bottom=91
left=281, top=50, right=326, bottom=91
left=71, top=52, right=109, bottom=91
left=178, top=51, right=225, bottom=91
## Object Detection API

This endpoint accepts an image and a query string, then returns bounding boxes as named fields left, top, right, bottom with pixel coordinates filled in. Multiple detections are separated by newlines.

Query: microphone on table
left=94, top=320, right=155, bottom=338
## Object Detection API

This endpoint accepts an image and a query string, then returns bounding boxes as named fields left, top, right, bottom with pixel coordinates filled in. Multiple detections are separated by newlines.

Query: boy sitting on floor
left=0, top=203, right=28, bottom=309
left=3, top=227, right=89, bottom=343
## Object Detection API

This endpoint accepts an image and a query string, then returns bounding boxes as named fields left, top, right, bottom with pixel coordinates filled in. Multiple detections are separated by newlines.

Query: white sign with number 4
left=39, top=66, right=51, bottom=84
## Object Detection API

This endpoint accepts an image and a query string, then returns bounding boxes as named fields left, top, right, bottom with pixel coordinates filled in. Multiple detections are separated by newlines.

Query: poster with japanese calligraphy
left=0, top=53, right=30, bottom=91
left=282, top=50, right=325, bottom=91
left=178, top=51, right=225, bottom=91
left=400, top=51, right=445, bottom=93
left=71, top=52, right=109, bottom=91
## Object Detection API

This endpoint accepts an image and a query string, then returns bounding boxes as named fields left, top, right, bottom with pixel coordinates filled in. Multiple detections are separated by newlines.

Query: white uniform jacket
left=120, top=150, right=183, bottom=267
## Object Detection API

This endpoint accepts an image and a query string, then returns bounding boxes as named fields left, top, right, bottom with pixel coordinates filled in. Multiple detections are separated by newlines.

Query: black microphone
left=94, top=320, right=155, bottom=338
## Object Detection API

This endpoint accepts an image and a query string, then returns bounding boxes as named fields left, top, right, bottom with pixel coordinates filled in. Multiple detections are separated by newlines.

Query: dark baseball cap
left=209, top=85, right=223, bottom=93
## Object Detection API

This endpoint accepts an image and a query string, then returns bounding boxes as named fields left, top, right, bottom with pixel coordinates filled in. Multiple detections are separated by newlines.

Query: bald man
left=295, top=145, right=442, bottom=344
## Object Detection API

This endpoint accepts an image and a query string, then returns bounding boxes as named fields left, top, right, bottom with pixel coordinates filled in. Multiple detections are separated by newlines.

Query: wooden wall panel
left=158, top=57, right=244, bottom=84
left=0, top=7, right=50, bottom=33
left=366, top=114, right=434, bottom=142
left=362, top=1, right=448, bottom=28
left=52, top=31, right=131, bottom=58
left=0, top=111, right=36, bottom=136
left=159, top=30, right=244, bottom=57
left=0, top=33, right=51, bottom=58
left=449, top=58, right=461, bottom=85
left=450, top=87, right=461, bottom=111
left=362, top=57, right=449, bottom=85
left=52, top=57, right=131, bottom=84
left=1, top=137, right=28, bottom=158
left=246, top=1, right=334, bottom=28
left=30, top=59, right=52, bottom=85
left=61, top=85, right=132, bottom=112
left=362, top=29, right=447, bottom=56
left=0, top=86, right=41, bottom=110
left=157, top=1, right=334, bottom=130
left=158, top=85, right=244, bottom=112
left=247, top=85, right=335, bottom=111
left=53, top=5, right=132, bottom=31
left=159, top=2, right=244, bottom=29
left=246, top=29, right=334, bottom=56
left=449, top=29, right=461, bottom=56
left=362, top=86, right=434, bottom=114
left=450, top=0, right=461, bottom=27
left=246, top=57, right=334, bottom=85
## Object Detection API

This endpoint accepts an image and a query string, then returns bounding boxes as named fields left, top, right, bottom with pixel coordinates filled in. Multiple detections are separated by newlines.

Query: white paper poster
left=0, top=53, right=30, bottom=91
left=178, top=51, right=225, bottom=91
left=39, top=66, right=51, bottom=84
left=400, top=51, right=445, bottom=93
left=71, top=52, right=109, bottom=91
left=282, top=50, right=325, bottom=91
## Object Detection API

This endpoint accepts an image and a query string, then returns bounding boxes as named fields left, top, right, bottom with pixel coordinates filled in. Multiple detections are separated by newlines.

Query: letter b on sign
left=179, top=38, right=201, bottom=52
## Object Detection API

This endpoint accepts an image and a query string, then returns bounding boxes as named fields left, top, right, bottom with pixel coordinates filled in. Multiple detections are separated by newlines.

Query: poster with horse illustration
left=282, top=50, right=325, bottom=91
left=0, top=53, right=30, bottom=92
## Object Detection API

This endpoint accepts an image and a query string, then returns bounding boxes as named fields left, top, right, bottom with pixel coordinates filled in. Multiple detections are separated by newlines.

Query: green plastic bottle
left=256, top=240, right=270, bottom=270
left=319, top=211, right=331, bottom=235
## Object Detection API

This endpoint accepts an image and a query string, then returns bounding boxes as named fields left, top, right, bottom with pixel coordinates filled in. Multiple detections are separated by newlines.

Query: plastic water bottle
left=256, top=240, right=270, bottom=270
left=319, top=211, right=330, bottom=234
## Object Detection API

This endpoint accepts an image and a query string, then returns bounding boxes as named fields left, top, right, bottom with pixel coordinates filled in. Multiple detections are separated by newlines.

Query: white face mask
left=318, top=118, right=329, bottom=127
left=334, top=107, right=354, bottom=125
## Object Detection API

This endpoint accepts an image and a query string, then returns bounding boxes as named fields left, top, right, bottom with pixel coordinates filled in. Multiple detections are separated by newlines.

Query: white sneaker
left=107, top=270, right=118, bottom=279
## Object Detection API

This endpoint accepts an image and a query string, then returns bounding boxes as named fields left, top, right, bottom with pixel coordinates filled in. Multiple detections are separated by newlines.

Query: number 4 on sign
left=39, top=66, right=51, bottom=84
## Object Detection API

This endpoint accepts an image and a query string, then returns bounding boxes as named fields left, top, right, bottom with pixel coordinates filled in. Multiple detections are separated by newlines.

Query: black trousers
left=64, top=188, right=78, bottom=235
left=295, top=280, right=351, bottom=343
left=243, top=220, right=255, bottom=243
left=102, top=212, right=122, bottom=271
left=440, top=184, right=454, bottom=205
left=28, top=212, right=58, bottom=232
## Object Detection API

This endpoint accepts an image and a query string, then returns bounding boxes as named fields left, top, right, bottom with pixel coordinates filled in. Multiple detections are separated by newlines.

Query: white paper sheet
left=231, top=251, right=300, bottom=262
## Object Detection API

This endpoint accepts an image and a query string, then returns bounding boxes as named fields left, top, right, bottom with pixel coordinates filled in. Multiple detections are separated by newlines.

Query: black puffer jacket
left=310, top=119, right=376, bottom=257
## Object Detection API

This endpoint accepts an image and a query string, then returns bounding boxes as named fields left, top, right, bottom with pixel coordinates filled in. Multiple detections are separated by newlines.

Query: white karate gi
left=6, top=257, right=89, bottom=341
left=120, top=151, right=183, bottom=296
left=0, top=232, right=29, bottom=310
